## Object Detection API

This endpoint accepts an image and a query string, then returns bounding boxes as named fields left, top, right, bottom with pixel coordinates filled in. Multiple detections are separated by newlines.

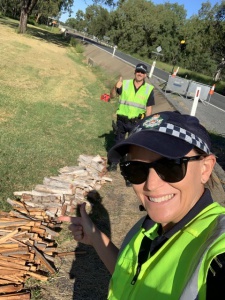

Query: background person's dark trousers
left=107, top=117, right=137, bottom=187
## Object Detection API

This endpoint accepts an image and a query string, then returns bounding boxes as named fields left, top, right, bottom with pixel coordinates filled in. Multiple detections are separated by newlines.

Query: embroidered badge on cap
left=143, top=114, right=163, bottom=128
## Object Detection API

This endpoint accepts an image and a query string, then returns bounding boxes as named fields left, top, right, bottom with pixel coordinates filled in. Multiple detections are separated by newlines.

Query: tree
left=34, top=0, right=60, bottom=24
left=66, top=10, right=86, bottom=31
left=107, top=0, right=186, bottom=60
left=84, top=5, right=110, bottom=39
left=213, top=1, right=225, bottom=60
left=17, top=0, right=115, bottom=34
left=18, top=0, right=73, bottom=34
left=0, top=0, right=21, bottom=18
left=18, top=0, right=38, bottom=33
left=107, top=0, right=156, bottom=56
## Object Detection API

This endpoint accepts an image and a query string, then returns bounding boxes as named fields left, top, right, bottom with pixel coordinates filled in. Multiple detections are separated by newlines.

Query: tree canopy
left=1, top=0, right=225, bottom=79
left=64, top=0, right=225, bottom=80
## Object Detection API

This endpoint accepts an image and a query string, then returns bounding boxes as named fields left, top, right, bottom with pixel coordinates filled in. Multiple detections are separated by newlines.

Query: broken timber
left=0, top=154, right=112, bottom=298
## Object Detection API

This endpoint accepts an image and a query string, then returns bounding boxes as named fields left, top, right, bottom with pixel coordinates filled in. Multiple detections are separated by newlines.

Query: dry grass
left=0, top=21, right=97, bottom=107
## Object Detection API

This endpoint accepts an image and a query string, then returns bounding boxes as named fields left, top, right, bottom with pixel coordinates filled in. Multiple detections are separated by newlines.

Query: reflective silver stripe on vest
left=144, top=84, right=151, bottom=95
left=118, top=217, right=145, bottom=257
left=180, top=215, right=225, bottom=300
left=123, top=80, right=131, bottom=90
left=118, top=100, right=146, bottom=109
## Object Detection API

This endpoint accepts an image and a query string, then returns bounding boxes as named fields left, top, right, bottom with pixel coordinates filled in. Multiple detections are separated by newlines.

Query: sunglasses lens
left=120, top=159, right=187, bottom=184
left=136, top=70, right=145, bottom=74
left=120, top=161, right=149, bottom=184
left=154, top=159, right=186, bottom=183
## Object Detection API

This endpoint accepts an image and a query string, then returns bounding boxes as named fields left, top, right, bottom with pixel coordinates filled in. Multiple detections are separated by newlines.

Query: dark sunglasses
left=135, top=70, right=146, bottom=74
left=120, top=155, right=203, bottom=184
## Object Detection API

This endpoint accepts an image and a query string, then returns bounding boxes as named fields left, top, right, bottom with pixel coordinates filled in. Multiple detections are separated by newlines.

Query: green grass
left=0, top=17, right=117, bottom=210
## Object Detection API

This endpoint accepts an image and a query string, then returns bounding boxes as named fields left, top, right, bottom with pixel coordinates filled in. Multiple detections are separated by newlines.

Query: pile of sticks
left=0, top=155, right=112, bottom=299
left=0, top=203, right=61, bottom=299
left=13, top=155, right=112, bottom=217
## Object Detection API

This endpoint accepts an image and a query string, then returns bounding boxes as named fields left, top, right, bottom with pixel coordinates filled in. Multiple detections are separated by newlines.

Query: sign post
left=149, top=46, right=163, bottom=78
left=149, top=61, right=156, bottom=78
left=112, top=45, right=117, bottom=57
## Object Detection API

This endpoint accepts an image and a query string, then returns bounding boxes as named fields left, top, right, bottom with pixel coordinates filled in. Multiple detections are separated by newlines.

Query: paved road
left=71, top=32, right=225, bottom=113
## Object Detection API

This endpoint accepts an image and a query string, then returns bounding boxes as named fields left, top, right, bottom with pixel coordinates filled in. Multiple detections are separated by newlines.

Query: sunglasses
left=135, top=70, right=146, bottom=74
left=120, top=155, right=203, bottom=184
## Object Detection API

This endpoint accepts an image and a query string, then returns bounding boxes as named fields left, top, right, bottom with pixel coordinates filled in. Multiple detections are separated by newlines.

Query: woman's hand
left=58, top=202, right=96, bottom=246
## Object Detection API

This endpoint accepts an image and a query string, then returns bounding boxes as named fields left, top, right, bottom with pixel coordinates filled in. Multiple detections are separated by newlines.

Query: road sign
left=156, top=46, right=162, bottom=53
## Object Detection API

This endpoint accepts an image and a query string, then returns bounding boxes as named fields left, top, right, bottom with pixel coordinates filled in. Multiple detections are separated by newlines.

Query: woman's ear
left=201, top=155, right=216, bottom=184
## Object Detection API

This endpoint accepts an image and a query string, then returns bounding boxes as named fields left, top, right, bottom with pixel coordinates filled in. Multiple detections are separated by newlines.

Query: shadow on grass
left=98, top=130, right=115, bottom=152
left=0, top=17, right=70, bottom=48
left=69, top=190, right=111, bottom=300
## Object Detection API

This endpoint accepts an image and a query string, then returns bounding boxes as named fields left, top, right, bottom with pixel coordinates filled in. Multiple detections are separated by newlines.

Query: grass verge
left=0, top=17, right=117, bottom=210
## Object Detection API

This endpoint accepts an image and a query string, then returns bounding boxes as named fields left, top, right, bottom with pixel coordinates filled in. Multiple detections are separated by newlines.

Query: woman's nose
left=144, top=167, right=164, bottom=189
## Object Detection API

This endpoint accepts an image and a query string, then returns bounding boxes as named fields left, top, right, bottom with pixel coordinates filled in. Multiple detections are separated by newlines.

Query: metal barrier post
left=149, top=60, right=156, bottom=78
left=190, top=87, right=201, bottom=116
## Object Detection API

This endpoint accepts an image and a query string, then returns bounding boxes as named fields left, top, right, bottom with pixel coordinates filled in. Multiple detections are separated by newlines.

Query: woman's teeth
left=149, top=194, right=174, bottom=203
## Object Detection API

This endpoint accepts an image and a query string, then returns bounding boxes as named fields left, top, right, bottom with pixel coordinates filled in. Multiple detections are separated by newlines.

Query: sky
left=60, top=0, right=221, bottom=23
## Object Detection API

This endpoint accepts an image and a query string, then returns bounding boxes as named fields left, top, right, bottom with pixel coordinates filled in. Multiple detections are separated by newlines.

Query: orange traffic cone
left=209, top=84, right=215, bottom=95
left=172, top=67, right=179, bottom=77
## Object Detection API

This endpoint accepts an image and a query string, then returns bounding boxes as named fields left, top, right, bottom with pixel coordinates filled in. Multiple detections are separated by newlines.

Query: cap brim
left=108, top=131, right=194, bottom=161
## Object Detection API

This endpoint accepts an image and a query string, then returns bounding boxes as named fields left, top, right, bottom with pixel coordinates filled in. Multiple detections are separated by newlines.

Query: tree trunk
left=18, top=7, right=28, bottom=34
left=18, top=0, right=38, bottom=34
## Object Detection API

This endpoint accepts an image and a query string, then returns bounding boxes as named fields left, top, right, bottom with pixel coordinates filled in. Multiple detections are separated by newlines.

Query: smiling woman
left=60, top=110, right=225, bottom=300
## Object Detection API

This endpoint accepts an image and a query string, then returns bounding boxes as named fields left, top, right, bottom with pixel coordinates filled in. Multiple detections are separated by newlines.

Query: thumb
left=116, top=76, right=123, bottom=88
left=78, top=202, right=94, bottom=234
left=79, top=202, right=89, bottom=220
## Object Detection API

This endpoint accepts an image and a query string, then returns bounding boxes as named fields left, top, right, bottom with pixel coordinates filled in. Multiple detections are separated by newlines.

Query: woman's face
left=128, top=146, right=214, bottom=231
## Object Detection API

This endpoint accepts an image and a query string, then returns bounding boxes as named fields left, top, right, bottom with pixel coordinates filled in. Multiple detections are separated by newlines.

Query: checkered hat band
left=156, top=123, right=210, bottom=154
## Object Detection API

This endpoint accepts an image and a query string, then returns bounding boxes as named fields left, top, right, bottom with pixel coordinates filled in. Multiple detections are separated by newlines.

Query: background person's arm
left=146, top=105, right=153, bottom=116
left=110, top=76, right=123, bottom=98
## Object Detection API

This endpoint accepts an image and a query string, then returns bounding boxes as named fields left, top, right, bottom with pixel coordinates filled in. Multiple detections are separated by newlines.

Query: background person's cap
left=108, top=111, right=212, bottom=162
left=135, top=63, right=148, bottom=73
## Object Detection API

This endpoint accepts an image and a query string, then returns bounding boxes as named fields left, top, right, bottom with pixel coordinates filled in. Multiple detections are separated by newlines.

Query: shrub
left=70, top=37, right=84, bottom=53
left=70, top=37, right=78, bottom=47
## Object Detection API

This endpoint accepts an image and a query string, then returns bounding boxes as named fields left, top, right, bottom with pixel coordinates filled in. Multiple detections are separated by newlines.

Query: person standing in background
left=107, top=63, right=155, bottom=176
